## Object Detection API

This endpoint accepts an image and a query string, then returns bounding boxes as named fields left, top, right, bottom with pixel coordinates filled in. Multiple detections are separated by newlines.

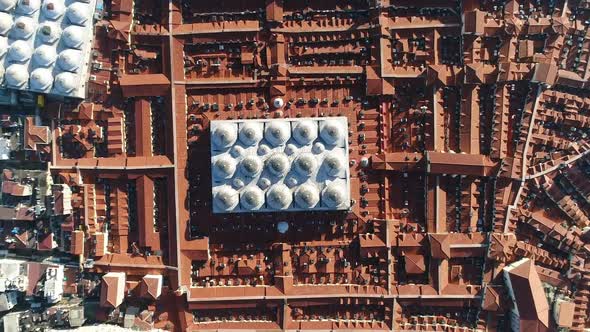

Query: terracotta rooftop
left=100, top=272, right=126, bottom=308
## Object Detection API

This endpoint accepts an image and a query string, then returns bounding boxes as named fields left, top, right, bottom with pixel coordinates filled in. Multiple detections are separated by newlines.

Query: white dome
left=211, top=124, right=237, bottom=149
left=0, top=12, right=13, bottom=35
left=239, top=155, right=262, bottom=177
left=213, top=186, right=239, bottom=212
left=284, top=143, right=298, bottom=155
left=266, top=153, right=290, bottom=176
left=324, top=154, right=345, bottom=176
left=42, top=0, right=65, bottom=19
left=33, top=45, right=57, bottom=66
left=273, top=97, right=284, bottom=108
left=258, top=177, right=271, bottom=189
left=277, top=221, right=289, bottom=234
left=257, top=144, right=271, bottom=156
left=266, top=184, right=292, bottom=210
left=12, top=16, right=35, bottom=39
left=312, top=142, right=325, bottom=154
left=29, top=68, right=53, bottom=91
left=322, top=183, right=346, bottom=208
left=238, top=122, right=262, bottom=146
left=57, top=49, right=82, bottom=72
left=230, top=145, right=244, bottom=157
left=66, top=2, right=88, bottom=26
left=212, top=156, right=236, bottom=179
left=17, top=0, right=40, bottom=14
left=320, top=120, right=344, bottom=145
left=295, top=184, right=320, bottom=208
left=53, top=72, right=76, bottom=93
left=293, top=153, right=317, bottom=176
left=8, top=40, right=32, bottom=61
left=285, top=176, right=298, bottom=187
left=38, top=22, right=61, bottom=43
left=293, top=121, right=317, bottom=145
left=240, top=186, right=264, bottom=210
left=232, top=178, right=244, bottom=189
left=0, top=36, right=7, bottom=57
left=5, top=64, right=28, bottom=87
left=0, top=0, right=16, bottom=11
left=62, top=25, right=84, bottom=49
left=264, top=122, right=290, bottom=146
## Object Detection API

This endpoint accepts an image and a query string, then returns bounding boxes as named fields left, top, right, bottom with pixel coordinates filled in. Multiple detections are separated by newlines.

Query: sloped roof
left=139, top=274, right=162, bottom=300
left=100, top=272, right=126, bottom=308
left=404, top=253, right=426, bottom=274
left=503, top=258, right=550, bottom=331
left=428, top=233, right=450, bottom=259
left=482, top=286, right=501, bottom=311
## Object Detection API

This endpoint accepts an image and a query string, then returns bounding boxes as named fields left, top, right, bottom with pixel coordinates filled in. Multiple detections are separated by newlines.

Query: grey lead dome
left=294, top=153, right=317, bottom=176
left=266, top=184, right=292, bottom=210
left=293, top=121, right=317, bottom=145
left=322, top=183, right=346, bottom=208
left=324, top=154, right=345, bottom=176
left=213, top=156, right=236, bottom=179
left=264, top=122, right=290, bottom=146
left=239, top=122, right=262, bottom=146
left=320, top=120, right=344, bottom=145
left=294, top=184, right=319, bottom=208
left=240, top=186, right=264, bottom=210
left=211, top=124, right=237, bottom=149
left=214, top=186, right=239, bottom=212
left=266, top=153, right=290, bottom=176
left=239, top=155, right=262, bottom=177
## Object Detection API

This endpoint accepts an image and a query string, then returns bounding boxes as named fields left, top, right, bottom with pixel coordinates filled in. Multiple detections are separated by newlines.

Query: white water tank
left=272, top=97, right=284, bottom=109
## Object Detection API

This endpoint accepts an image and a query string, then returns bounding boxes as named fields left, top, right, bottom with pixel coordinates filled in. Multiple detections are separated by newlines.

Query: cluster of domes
left=0, top=0, right=94, bottom=96
left=213, top=180, right=348, bottom=212
left=210, top=118, right=350, bottom=213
